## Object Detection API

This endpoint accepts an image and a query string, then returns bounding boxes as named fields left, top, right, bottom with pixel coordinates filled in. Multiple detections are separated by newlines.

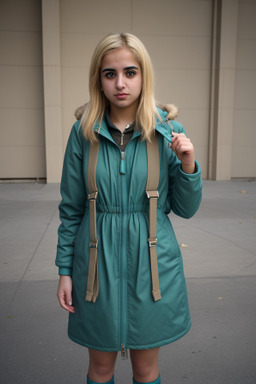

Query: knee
left=132, top=359, right=154, bottom=379
left=88, top=350, right=117, bottom=382
left=90, top=360, right=114, bottom=378
left=130, top=349, right=159, bottom=382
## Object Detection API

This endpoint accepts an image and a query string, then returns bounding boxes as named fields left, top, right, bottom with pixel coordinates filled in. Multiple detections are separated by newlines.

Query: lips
left=115, top=93, right=129, bottom=99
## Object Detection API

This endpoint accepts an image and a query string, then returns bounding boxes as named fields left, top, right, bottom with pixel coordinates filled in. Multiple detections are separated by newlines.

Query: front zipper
left=121, top=343, right=128, bottom=360
left=118, top=135, right=140, bottom=355
left=93, top=126, right=141, bottom=353
left=120, top=148, right=128, bottom=357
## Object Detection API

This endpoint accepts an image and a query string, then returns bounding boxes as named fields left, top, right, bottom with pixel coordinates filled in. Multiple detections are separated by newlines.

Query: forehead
left=101, top=47, right=140, bottom=68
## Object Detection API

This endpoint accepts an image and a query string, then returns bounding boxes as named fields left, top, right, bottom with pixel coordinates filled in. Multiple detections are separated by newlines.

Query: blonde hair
left=80, top=33, right=159, bottom=143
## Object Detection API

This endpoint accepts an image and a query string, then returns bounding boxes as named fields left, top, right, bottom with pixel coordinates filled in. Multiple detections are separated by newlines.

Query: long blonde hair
left=80, top=33, right=159, bottom=142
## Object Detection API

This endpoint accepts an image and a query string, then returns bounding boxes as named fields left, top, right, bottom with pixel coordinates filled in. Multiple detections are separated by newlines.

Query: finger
left=176, top=143, right=193, bottom=152
left=173, top=138, right=193, bottom=150
left=60, top=300, right=75, bottom=313
left=61, top=303, right=75, bottom=313
left=66, top=304, right=75, bottom=313
left=171, top=137, right=189, bottom=150
left=173, top=138, right=191, bottom=147
left=64, top=290, right=75, bottom=312
left=172, top=133, right=190, bottom=143
left=64, top=289, right=75, bottom=312
left=171, top=132, right=186, bottom=140
left=65, top=291, right=73, bottom=307
left=58, top=292, right=75, bottom=313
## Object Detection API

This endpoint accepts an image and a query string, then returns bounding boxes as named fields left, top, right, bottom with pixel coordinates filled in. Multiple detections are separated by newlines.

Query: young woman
left=56, top=33, right=202, bottom=384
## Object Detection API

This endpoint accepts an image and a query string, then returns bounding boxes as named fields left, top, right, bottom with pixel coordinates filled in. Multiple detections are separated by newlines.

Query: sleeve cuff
left=58, top=267, right=73, bottom=276
left=179, top=160, right=201, bottom=178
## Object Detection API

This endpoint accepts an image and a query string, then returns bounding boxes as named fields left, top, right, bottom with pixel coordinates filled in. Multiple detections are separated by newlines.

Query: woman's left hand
left=170, top=132, right=195, bottom=174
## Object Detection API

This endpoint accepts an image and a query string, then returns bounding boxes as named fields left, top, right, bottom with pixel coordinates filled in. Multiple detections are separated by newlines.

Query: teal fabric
left=87, top=375, right=114, bottom=384
left=56, top=108, right=202, bottom=351
left=133, top=375, right=161, bottom=384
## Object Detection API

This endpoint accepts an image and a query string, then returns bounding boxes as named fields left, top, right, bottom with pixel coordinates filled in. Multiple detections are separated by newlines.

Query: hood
left=77, top=104, right=183, bottom=143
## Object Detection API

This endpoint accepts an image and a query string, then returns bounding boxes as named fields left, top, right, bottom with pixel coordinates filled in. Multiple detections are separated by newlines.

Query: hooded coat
left=56, top=108, right=202, bottom=351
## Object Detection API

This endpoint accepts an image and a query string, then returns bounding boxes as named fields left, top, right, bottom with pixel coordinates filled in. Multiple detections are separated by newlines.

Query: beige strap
left=146, top=133, right=161, bottom=301
left=85, top=141, right=100, bottom=303
left=86, top=133, right=161, bottom=303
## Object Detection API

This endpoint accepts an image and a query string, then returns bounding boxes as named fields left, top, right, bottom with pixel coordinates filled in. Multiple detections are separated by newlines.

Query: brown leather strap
left=85, top=141, right=100, bottom=302
left=146, top=133, right=161, bottom=301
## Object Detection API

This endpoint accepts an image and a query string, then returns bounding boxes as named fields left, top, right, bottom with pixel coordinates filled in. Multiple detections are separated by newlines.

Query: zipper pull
left=121, top=344, right=128, bottom=360
left=120, top=151, right=125, bottom=174
left=121, top=132, right=124, bottom=146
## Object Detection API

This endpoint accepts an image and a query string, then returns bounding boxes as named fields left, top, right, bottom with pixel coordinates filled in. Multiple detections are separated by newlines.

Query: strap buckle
left=146, top=190, right=159, bottom=199
left=89, top=240, right=98, bottom=248
left=88, top=191, right=98, bottom=200
left=148, top=237, right=157, bottom=247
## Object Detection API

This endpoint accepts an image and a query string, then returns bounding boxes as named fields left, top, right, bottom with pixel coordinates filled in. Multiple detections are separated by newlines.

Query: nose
left=116, top=74, right=125, bottom=89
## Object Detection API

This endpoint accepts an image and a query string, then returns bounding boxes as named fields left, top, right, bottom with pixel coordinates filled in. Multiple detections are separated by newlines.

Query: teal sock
left=133, top=375, right=161, bottom=384
left=87, top=375, right=114, bottom=384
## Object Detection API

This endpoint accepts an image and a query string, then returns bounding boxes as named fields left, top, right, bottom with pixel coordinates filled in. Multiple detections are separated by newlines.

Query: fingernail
left=68, top=301, right=72, bottom=306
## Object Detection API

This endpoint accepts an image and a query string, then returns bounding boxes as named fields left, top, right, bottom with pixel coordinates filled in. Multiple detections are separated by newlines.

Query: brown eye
left=105, top=72, right=115, bottom=78
left=126, top=70, right=136, bottom=77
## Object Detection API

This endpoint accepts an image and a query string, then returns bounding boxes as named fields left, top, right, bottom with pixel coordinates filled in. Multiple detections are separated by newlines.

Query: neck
left=109, top=103, right=137, bottom=132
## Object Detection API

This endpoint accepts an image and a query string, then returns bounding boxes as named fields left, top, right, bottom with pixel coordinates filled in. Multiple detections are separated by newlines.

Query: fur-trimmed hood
left=74, top=102, right=178, bottom=121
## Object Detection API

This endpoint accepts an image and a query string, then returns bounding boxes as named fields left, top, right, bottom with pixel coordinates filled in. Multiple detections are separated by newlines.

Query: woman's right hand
left=57, top=275, right=75, bottom=313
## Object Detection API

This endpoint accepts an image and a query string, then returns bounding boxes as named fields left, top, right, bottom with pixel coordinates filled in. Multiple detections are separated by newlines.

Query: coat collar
left=93, top=107, right=174, bottom=143
left=93, top=112, right=141, bottom=143
left=93, top=116, right=115, bottom=142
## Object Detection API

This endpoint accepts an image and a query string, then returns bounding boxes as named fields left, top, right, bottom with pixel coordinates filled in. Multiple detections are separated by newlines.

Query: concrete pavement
left=0, top=180, right=256, bottom=384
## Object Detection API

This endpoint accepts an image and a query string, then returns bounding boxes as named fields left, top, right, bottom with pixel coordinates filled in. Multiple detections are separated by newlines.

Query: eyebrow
left=101, top=66, right=139, bottom=73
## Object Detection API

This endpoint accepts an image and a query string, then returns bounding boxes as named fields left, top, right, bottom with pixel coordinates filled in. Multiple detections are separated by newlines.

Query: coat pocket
left=157, top=214, right=181, bottom=259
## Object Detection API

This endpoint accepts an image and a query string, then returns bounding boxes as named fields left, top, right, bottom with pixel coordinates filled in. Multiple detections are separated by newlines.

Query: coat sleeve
left=167, top=122, right=202, bottom=218
left=55, top=122, right=87, bottom=276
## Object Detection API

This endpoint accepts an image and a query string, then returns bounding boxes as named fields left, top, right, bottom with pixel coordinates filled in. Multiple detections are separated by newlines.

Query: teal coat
left=56, top=108, right=202, bottom=351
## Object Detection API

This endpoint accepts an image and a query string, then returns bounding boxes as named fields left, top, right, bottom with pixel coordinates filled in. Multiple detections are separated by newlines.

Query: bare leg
left=130, top=347, right=160, bottom=383
left=88, top=349, right=118, bottom=383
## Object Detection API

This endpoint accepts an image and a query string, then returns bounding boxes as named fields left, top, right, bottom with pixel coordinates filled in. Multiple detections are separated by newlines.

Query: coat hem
left=67, top=320, right=191, bottom=351
left=68, top=332, right=119, bottom=352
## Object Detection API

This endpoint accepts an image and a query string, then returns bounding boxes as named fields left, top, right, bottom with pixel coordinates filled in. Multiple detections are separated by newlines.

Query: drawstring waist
left=85, top=201, right=148, bottom=213
left=84, top=202, right=165, bottom=214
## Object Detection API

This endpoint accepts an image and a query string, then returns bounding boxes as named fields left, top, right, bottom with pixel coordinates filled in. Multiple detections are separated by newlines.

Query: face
left=100, top=47, right=142, bottom=112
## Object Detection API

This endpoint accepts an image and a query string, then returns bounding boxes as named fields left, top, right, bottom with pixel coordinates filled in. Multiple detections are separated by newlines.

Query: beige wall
left=232, top=0, right=256, bottom=178
left=208, top=0, right=239, bottom=180
left=0, top=0, right=46, bottom=179
left=0, top=0, right=256, bottom=181
left=42, top=0, right=63, bottom=183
